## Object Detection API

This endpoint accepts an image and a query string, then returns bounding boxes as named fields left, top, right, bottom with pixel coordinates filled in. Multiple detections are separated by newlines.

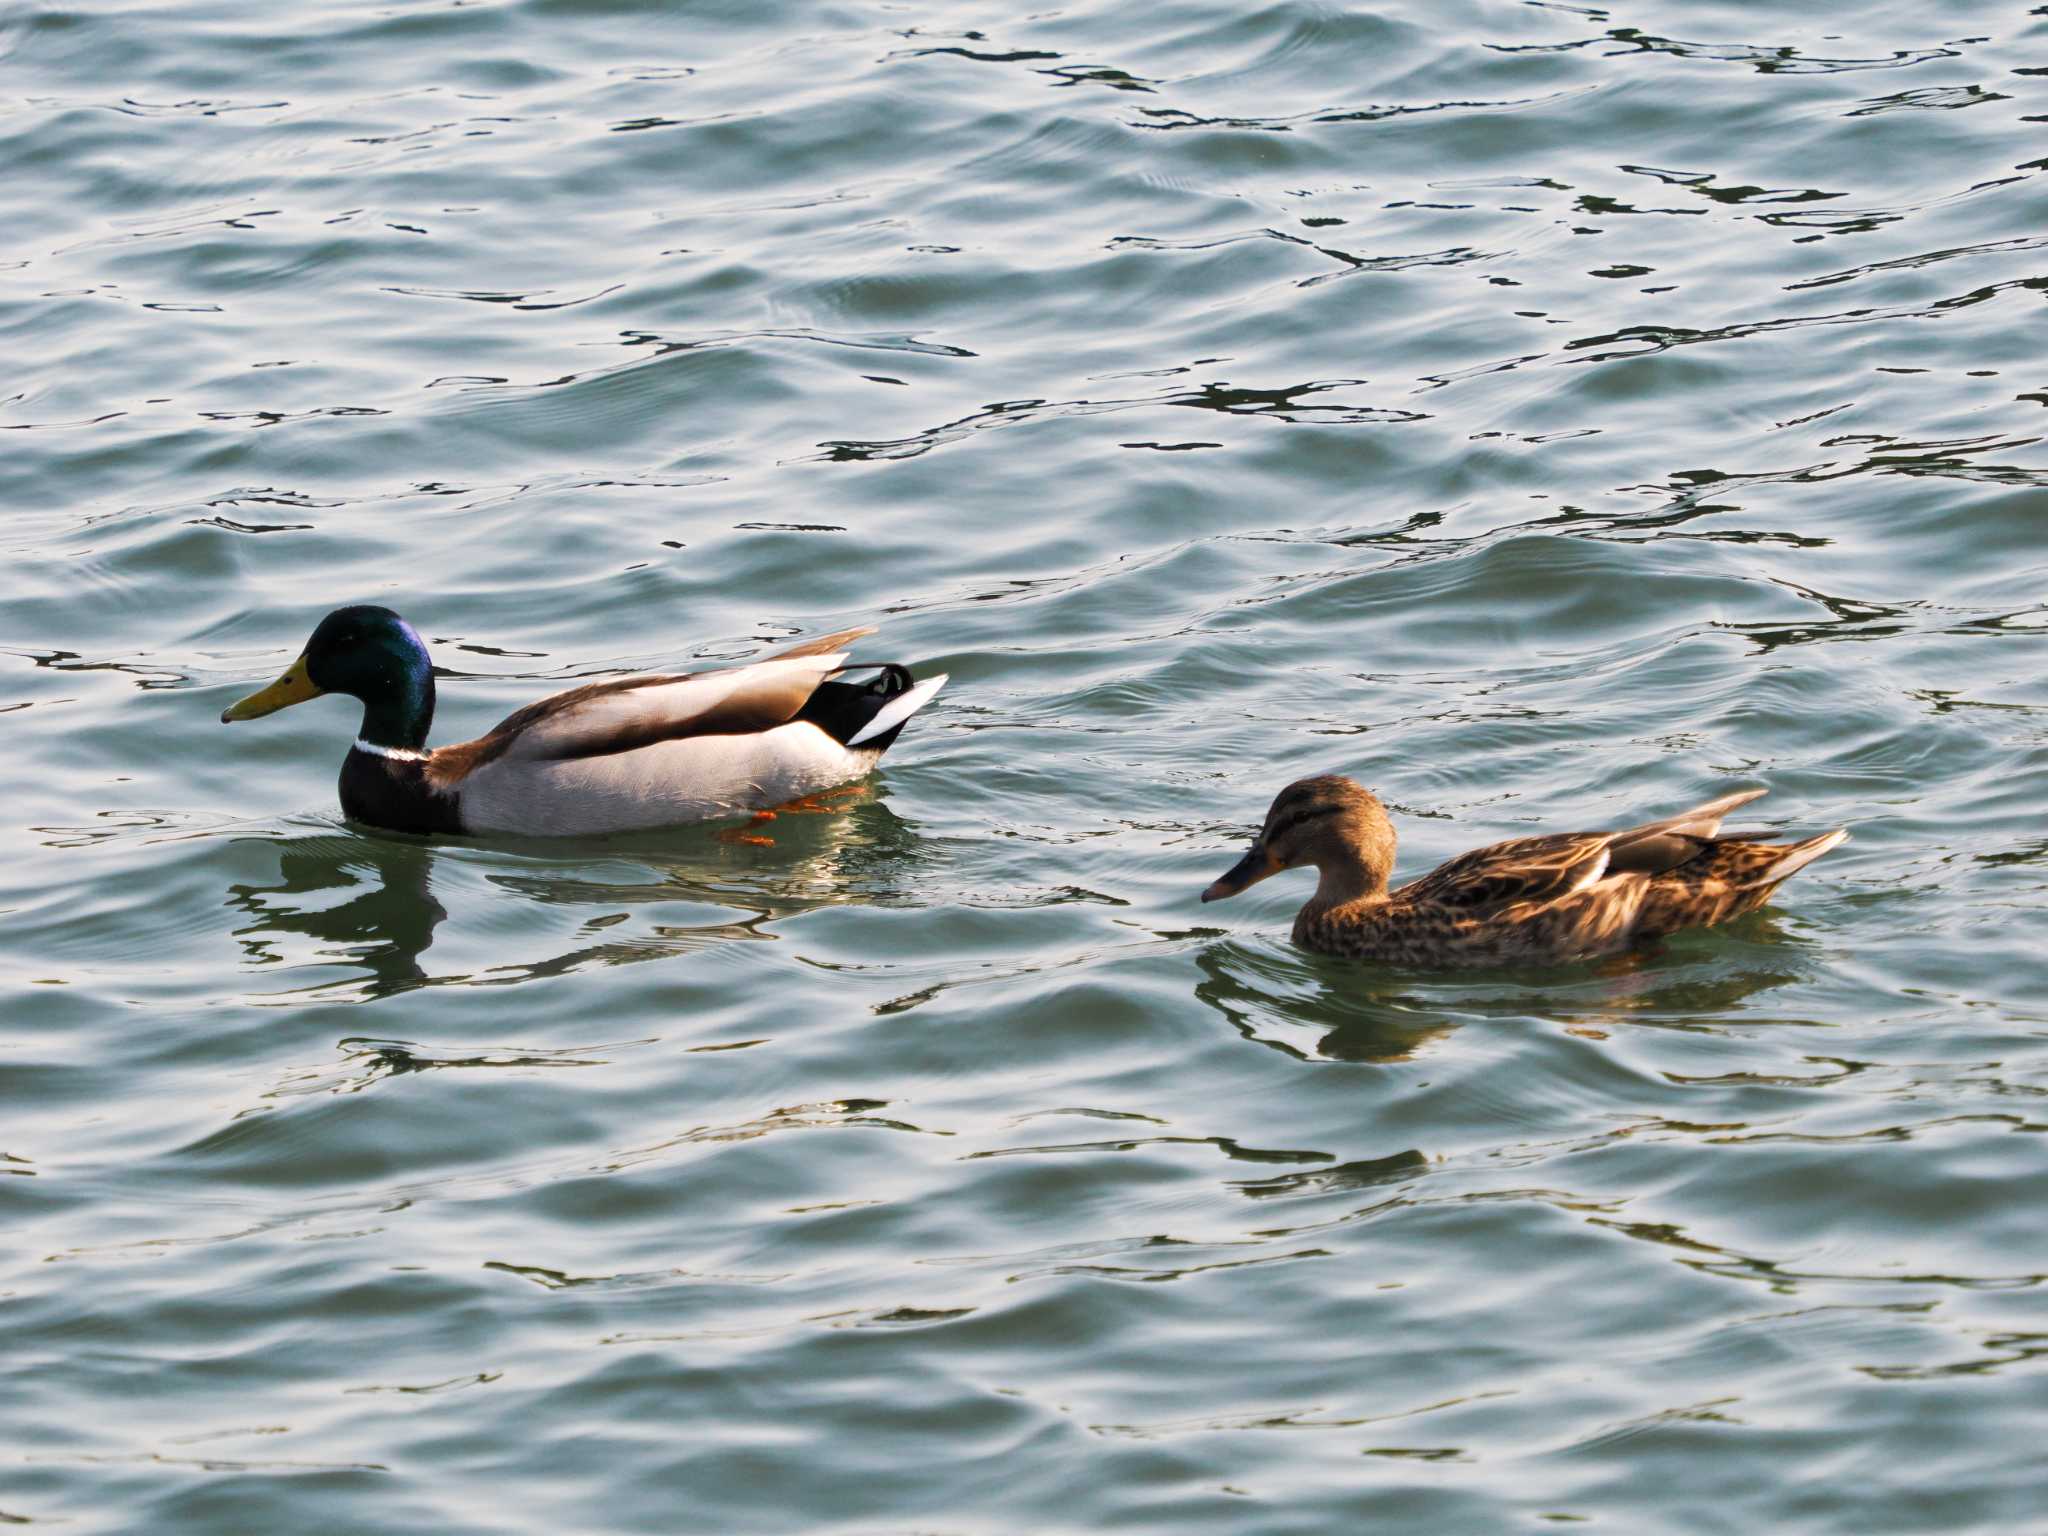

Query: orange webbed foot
left=772, top=783, right=870, bottom=816
left=718, top=810, right=779, bottom=846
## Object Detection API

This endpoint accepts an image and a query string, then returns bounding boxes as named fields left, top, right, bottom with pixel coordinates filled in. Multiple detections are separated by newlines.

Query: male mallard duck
left=1202, top=775, right=1846, bottom=967
left=221, top=605, right=946, bottom=836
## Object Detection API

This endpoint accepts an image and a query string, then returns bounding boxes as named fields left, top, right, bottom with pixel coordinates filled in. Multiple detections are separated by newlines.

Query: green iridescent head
left=222, top=605, right=437, bottom=750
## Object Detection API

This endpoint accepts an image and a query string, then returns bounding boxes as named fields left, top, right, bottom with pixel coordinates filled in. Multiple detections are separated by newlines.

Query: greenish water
left=5, top=1, right=2046, bottom=1530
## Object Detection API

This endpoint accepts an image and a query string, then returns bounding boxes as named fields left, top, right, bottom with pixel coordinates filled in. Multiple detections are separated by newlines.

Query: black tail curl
left=833, top=662, right=914, bottom=698
left=794, top=663, right=918, bottom=747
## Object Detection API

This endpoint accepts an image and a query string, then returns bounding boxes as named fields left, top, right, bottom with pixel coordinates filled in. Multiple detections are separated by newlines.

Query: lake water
left=5, top=1, right=2046, bottom=1530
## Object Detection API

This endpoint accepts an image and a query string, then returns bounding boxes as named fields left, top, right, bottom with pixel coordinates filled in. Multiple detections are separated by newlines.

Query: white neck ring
left=353, top=738, right=429, bottom=762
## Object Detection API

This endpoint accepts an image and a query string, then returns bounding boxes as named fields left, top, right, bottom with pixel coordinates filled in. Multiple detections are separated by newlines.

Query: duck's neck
left=355, top=669, right=435, bottom=753
left=1306, top=816, right=1396, bottom=911
left=1309, top=858, right=1389, bottom=911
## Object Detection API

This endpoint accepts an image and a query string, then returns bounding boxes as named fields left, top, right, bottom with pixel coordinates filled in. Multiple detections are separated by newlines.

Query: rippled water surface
left=5, top=0, right=2047, bottom=1529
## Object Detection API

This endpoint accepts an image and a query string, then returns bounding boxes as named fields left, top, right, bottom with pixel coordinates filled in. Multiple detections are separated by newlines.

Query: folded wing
left=1401, top=831, right=1616, bottom=912
left=435, top=633, right=872, bottom=779
left=1399, top=789, right=1773, bottom=914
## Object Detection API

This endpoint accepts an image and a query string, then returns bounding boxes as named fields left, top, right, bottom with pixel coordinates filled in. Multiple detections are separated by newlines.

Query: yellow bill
left=221, top=654, right=324, bottom=723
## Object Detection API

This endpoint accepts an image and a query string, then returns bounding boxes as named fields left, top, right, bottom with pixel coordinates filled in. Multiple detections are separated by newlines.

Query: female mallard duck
left=1202, top=775, right=1846, bottom=967
left=221, top=605, right=946, bottom=836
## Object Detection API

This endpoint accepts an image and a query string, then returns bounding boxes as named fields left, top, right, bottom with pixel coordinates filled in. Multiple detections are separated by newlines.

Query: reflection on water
left=1194, top=916, right=1817, bottom=1062
left=224, top=794, right=933, bottom=1002
left=269, top=1036, right=626, bottom=1099
left=225, top=830, right=446, bottom=998
left=1194, top=939, right=1461, bottom=1063
left=1230, top=1149, right=1432, bottom=1200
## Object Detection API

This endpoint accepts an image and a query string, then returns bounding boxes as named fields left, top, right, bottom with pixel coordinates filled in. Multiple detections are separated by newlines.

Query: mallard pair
left=223, top=608, right=1847, bottom=967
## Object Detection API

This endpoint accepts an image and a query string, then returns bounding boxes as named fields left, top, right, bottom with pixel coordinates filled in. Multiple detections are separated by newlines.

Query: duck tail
left=1750, top=827, right=1849, bottom=886
left=1646, top=787, right=1769, bottom=841
left=847, top=671, right=947, bottom=747
left=795, top=662, right=948, bottom=750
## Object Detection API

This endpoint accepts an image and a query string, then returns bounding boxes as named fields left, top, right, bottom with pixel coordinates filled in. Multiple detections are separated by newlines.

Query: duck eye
left=1274, top=805, right=1333, bottom=837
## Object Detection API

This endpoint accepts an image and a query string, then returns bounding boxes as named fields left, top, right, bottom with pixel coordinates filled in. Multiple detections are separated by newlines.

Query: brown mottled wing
left=429, top=652, right=851, bottom=781
left=1397, top=792, right=1771, bottom=911
left=1398, top=831, right=1617, bottom=913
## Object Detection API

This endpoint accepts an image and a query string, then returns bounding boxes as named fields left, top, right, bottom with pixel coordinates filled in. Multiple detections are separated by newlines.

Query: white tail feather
left=848, top=673, right=948, bottom=746
left=1758, top=828, right=1849, bottom=885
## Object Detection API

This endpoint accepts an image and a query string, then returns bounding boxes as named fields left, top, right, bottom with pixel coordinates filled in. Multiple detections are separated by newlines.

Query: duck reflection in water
left=225, top=789, right=929, bottom=1001
left=227, top=828, right=447, bottom=999
left=1194, top=915, right=1816, bottom=1064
